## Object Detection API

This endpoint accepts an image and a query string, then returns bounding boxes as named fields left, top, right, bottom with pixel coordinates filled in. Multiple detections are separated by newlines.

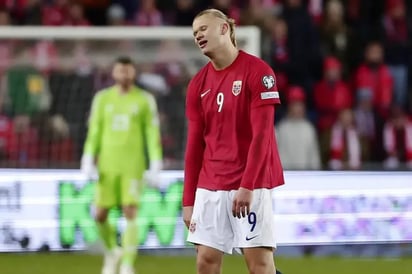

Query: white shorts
left=187, top=188, right=277, bottom=254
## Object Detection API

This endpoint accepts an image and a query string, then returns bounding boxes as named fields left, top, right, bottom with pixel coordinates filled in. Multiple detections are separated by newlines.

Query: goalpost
left=0, top=26, right=261, bottom=168
left=0, top=26, right=261, bottom=57
left=0, top=26, right=261, bottom=77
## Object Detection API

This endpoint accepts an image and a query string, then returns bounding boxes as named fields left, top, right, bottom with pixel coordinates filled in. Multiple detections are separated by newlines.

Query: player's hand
left=183, top=206, right=194, bottom=229
left=143, top=170, right=161, bottom=188
left=80, top=154, right=98, bottom=180
left=144, top=160, right=162, bottom=188
left=232, top=187, right=253, bottom=218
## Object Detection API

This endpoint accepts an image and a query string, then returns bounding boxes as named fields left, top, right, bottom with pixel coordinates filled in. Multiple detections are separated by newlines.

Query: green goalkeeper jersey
left=83, top=85, right=162, bottom=176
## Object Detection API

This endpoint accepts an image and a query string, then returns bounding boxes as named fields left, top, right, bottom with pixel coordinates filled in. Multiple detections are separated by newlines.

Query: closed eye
left=193, top=25, right=208, bottom=37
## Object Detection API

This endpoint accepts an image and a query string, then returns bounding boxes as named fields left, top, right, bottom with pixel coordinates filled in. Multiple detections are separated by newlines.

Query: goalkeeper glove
left=143, top=160, right=162, bottom=188
left=80, top=154, right=98, bottom=180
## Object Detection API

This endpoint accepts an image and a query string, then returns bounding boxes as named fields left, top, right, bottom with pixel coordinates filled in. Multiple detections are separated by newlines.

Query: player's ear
left=221, top=23, right=229, bottom=35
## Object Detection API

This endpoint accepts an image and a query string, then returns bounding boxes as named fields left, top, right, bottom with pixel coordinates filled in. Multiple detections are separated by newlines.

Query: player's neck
left=210, top=46, right=239, bottom=71
left=117, top=84, right=132, bottom=94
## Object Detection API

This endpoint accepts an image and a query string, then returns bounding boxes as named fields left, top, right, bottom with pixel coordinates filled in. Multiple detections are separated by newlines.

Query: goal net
left=0, top=26, right=260, bottom=169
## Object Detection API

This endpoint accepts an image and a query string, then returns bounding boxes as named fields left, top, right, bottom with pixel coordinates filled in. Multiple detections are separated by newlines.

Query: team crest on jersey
left=262, top=75, right=275, bottom=90
left=189, top=221, right=196, bottom=233
left=232, top=80, right=242, bottom=96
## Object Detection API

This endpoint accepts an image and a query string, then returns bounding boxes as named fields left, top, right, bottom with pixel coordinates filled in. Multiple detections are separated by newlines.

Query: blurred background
left=0, top=0, right=412, bottom=273
left=0, top=0, right=410, bottom=171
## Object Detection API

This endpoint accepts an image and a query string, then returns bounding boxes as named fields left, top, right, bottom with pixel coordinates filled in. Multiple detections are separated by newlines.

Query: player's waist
left=99, top=145, right=145, bottom=153
left=100, top=141, right=144, bottom=147
left=197, top=178, right=284, bottom=191
left=197, top=180, right=240, bottom=191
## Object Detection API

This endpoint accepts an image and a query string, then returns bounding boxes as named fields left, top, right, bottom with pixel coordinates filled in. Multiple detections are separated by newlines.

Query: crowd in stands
left=0, top=0, right=411, bottom=171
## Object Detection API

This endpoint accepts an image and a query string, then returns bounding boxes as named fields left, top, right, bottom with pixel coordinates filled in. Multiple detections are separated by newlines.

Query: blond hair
left=194, top=9, right=237, bottom=48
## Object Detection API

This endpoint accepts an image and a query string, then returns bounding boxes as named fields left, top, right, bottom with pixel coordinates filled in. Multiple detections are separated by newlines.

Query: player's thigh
left=120, top=175, right=143, bottom=207
left=95, top=173, right=119, bottom=208
left=242, top=247, right=275, bottom=274
left=230, top=189, right=276, bottom=249
left=187, top=189, right=234, bottom=254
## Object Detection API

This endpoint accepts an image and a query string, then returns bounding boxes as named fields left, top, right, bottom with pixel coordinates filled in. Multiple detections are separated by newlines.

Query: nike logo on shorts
left=201, top=89, right=211, bottom=98
left=245, top=235, right=258, bottom=241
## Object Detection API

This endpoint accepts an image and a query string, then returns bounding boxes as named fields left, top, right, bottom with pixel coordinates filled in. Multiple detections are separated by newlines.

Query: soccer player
left=183, top=8, right=285, bottom=274
left=81, top=56, right=162, bottom=274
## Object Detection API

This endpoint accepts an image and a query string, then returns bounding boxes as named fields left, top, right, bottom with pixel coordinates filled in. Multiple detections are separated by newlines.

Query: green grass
left=0, top=253, right=411, bottom=274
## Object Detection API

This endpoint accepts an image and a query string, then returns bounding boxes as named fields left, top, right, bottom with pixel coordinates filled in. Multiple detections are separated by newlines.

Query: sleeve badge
left=262, top=75, right=275, bottom=90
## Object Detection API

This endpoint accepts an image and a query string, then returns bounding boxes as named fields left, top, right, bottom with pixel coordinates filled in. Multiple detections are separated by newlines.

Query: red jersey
left=314, top=80, right=353, bottom=131
left=183, top=50, right=285, bottom=206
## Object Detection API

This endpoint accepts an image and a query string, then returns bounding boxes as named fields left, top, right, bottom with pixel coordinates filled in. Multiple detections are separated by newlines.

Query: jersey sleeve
left=240, top=104, right=275, bottom=190
left=185, top=78, right=202, bottom=121
left=248, top=62, right=281, bottom=108
left=183, top=77, right=205, bottom=206
left=143, top=92, right=163, bottom=166
left=83, top=92, right=103, bottom=157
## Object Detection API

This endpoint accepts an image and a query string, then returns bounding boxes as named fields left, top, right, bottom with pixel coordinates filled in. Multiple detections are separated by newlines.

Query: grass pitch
left=0, top=252, right=411, bottom=274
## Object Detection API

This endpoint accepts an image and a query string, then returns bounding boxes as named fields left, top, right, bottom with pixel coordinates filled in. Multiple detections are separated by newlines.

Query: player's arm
left=233, top=64, right=280, bottom=218
left=143, top=92, right=163, bottom=170
left=81, top=92, right=103, bottom=177
left=183, top=79, right=205, bottom=207
left=240, top=105, right=275, bottom=190
left=83, top=92, right=104, bottom=158
left=241, top=66, right=280, bottom=190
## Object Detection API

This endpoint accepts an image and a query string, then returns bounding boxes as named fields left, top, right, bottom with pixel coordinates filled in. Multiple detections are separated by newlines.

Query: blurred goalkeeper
left=81, top=56, right=162, bottom=274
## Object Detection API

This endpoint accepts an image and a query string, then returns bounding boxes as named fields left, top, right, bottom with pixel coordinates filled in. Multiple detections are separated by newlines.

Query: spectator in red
left=353, top=41, right=393, bottom=119
left=314, top=56, right=352, bottom=164
left=383, top=105, right=412, bottom=170
left=381, top=0, right=410, bottom=108
left=42, top=0, right=69, bottom=26
left=65, top=2, right=90, bottom=26
left=354, top=88, right=378, bottom=162
left=0, top=101, right=12, bottom=161
left=132, top=0, right=163, bottom=26
left=329, top=108, right=361, bottom=170
left=314, top=56, right=352, bottom=132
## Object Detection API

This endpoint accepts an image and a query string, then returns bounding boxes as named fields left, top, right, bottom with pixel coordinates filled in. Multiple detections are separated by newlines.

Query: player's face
left=192, top=14, right=227, bottom=56
left=112, top=63, right=136, bottom=87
